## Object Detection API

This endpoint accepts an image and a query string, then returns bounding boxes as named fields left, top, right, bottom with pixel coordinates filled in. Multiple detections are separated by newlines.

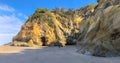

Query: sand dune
left=0, top=46, right=120, bottom=63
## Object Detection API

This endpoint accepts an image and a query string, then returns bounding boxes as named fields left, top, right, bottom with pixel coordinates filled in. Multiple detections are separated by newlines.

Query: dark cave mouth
left=41, top=36, right=48, bottom=46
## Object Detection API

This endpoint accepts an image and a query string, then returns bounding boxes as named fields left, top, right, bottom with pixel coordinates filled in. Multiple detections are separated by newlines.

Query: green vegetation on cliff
left=32, top=8, right=54, bottom=27
left=13, top=5, right=96, bottom=47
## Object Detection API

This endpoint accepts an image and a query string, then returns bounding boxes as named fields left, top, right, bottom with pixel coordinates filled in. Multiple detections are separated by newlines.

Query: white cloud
left=0, top=15, right=23, bottom=32
left=0, top=34, right=15, bottom=36
left=0, top=33, right=15, bottom=46
left=0, top=4, right=27, bottom=46
left=0, top=14, right=24, bottom=46
left=18, top=13, right=28, bottom=19
left=0, top=15, right=22, bottom=24
left=0, top=4, right=15, bottom=12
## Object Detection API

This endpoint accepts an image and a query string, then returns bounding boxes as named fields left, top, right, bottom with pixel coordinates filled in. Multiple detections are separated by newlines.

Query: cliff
left=11, top=0, right=120, bottom=57
left=12, top=5, right=96, bottom=47
left=77, top=0, right=120, bottom=57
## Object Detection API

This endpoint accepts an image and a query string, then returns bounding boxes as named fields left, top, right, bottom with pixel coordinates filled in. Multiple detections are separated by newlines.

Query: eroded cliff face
left=11, top=0, right=120, bottom=57
left=77, top=0, right=120, bottom=57
left=13, top=5, right=95, bottom=47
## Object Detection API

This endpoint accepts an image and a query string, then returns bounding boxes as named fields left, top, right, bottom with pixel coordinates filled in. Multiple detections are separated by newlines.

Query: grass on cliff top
left=89, top=4, right=96, bottom=10
left=27, top=8, right=54, bottom=27
left=26, top=8, right=75, bottom=28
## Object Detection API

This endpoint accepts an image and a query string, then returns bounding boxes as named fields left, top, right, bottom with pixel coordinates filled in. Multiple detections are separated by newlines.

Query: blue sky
left=0, top=0, right=97, bottom=45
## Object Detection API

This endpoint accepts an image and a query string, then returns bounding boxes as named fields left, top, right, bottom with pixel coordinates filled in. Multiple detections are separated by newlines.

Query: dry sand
left=0, top=45, right=120, bottom=63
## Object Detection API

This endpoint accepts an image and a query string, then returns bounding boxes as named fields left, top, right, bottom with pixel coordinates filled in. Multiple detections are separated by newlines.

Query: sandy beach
left=0, top=45, right=120, bottom=63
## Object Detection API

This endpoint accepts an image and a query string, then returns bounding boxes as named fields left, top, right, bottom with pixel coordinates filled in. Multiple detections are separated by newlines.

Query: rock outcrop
left=77, top=0, right=120, bottom=57
left=11, top=0, right=120, bottom=57
left=12, top=5, right=96, bottom=47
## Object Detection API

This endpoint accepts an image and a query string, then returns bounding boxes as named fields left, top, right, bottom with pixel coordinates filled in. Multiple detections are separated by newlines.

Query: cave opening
left=41, top=37, right=48, bottom=46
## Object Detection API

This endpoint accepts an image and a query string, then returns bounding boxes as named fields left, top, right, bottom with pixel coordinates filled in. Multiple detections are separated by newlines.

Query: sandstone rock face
left=97, top=0, right=120, bottom=9
left=13, top=5, right=95, bottom=47
left=13, top=9, right=66, bottom=46
left=77, top=0, right=120, bottom=57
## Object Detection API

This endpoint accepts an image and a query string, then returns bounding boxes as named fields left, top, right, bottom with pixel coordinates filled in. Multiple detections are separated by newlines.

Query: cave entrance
left=41, top=36, right=48, bottom=46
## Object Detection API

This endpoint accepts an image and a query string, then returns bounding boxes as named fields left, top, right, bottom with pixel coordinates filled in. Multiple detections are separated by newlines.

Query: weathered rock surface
left=97, top=0, right=120, bottom=9
left=12, top=5, right=95, bottom=47
left=11, top=0, right=120, bottom=57
left=77, top=0, right=120, bottom=57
